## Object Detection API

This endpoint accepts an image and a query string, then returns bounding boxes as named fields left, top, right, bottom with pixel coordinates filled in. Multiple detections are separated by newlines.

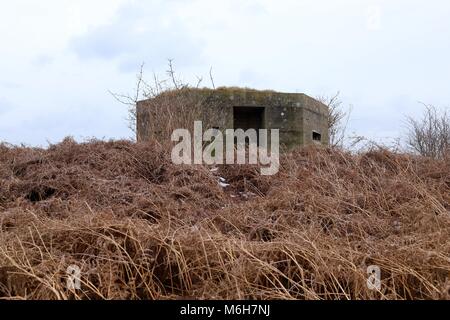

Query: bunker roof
left=139, top=87, right=328, bottom=116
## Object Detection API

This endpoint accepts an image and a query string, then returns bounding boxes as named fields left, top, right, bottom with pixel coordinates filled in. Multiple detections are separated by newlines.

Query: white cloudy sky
left=1, top=0, right=449, bottom=146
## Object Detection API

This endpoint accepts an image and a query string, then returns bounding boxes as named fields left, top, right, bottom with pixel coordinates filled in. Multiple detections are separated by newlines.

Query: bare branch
left=209, top=67, right=216, bottom=90
left=405, top=104, right=450, bottom=159
left=111, top=59, right=220, bottom=139
left=166, top=59, right=179, bottom=89
left=195, top=76, right=203, bottom=88
left=317, top=91, right=351, bottom=148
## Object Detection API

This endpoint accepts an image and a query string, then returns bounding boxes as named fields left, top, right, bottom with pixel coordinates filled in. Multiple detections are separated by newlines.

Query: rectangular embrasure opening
left=312, top=131, right=322, bottom=142
left=233, top=106, right=265, bottom=146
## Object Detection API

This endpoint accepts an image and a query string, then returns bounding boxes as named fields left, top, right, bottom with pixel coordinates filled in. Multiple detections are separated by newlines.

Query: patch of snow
left=239, top=191, right=257, bottom=199
left=218, top=176, right=230, bottom=188
left=219, top=182, right=230, bottom=188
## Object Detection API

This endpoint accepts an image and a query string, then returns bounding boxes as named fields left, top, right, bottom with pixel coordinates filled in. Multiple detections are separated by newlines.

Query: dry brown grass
left=0, top=138, right=449, bottom=300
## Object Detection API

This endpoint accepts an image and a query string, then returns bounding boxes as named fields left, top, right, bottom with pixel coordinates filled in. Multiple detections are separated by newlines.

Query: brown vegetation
left=0, top=138, right=449, bottom=300
left=406, top=104, right=450, bottom=159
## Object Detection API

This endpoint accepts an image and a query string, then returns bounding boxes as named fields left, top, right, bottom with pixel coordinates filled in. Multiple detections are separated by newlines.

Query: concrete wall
left=136, top=87, right=329, bottom=148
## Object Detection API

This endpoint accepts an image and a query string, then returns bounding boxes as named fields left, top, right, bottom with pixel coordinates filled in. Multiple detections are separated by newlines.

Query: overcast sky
left=1, top=0, right=449, bottom=146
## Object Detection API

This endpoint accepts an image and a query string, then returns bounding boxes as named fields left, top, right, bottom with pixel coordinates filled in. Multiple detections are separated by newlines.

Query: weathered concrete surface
left=137, top=87, right=329, bottom=148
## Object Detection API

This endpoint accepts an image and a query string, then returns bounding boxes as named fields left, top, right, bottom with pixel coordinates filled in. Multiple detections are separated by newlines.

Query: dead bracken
left=0, top=138, right=449, bottom=300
